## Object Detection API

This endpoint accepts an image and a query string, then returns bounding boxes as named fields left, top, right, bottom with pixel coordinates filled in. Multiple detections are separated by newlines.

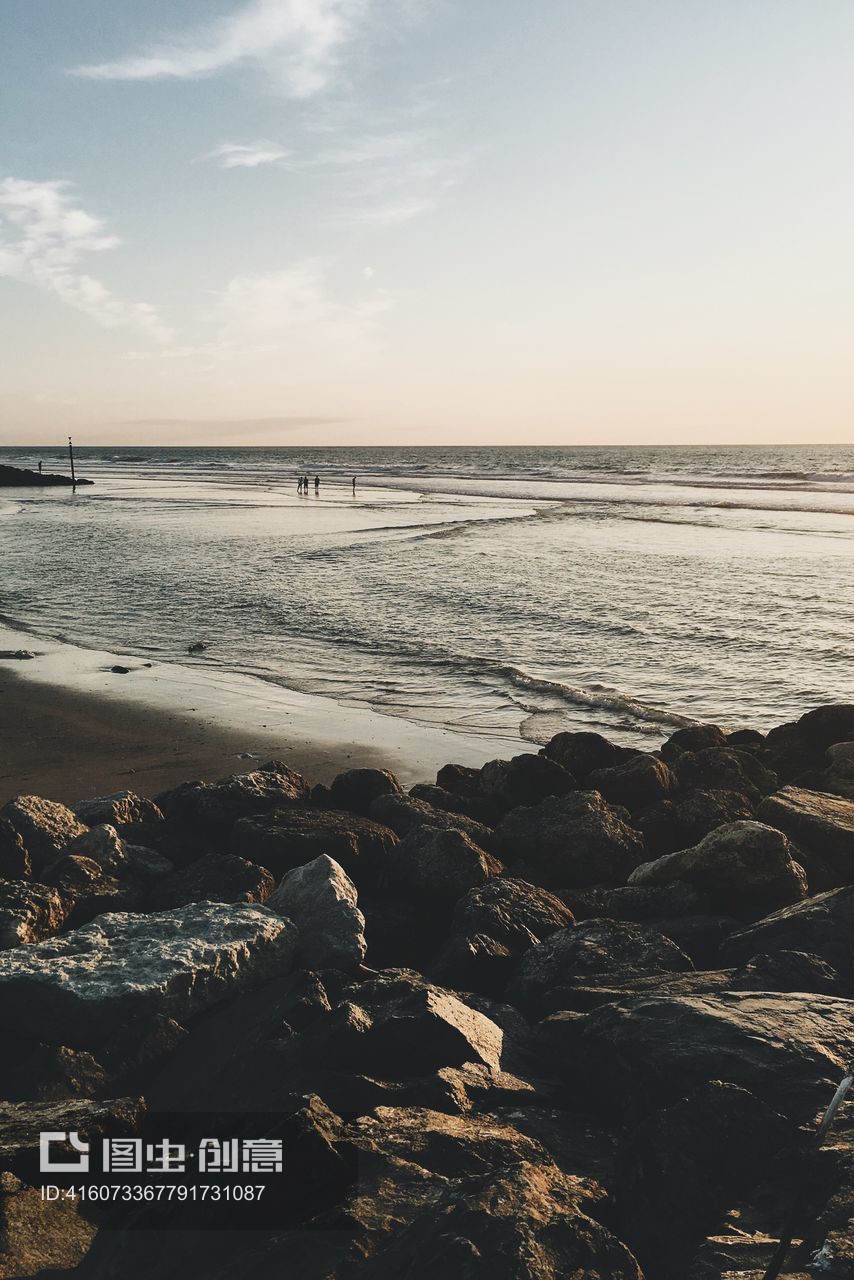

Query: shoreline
left=0, top=624, right=523, bottom=804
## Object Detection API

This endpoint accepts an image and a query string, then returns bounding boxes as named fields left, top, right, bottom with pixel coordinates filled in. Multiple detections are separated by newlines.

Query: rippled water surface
left=2, top=444, right=853, bottom=747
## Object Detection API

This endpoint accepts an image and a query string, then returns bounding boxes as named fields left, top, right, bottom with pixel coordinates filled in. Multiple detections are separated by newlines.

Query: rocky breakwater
left=0, top=464, right=93, bottom=488
left=0, top=714, right=853, bottom=1278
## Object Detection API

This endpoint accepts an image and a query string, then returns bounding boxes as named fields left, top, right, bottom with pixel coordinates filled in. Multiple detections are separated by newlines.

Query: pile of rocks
left=1, top=708, right=854, bottom=1278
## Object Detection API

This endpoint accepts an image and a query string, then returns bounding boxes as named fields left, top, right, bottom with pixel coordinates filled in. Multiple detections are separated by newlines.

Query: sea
left=1, top=444, right=853, bottom=751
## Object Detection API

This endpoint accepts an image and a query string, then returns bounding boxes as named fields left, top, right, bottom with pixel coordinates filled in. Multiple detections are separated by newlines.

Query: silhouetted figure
left=314, top=475, right=320, bottom=494
left=352, top=475, right=356, bottom=493
left=38, top=461, right=43, bottom=475
left=297, top=476, right=303, bottom=494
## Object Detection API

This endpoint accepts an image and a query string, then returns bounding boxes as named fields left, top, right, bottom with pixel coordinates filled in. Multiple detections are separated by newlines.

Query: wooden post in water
left=68, top=436, right=76, bottom=491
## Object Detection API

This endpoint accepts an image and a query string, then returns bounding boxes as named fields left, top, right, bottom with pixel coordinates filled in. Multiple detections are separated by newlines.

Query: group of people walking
left=296, top=475, right=358, bottom=495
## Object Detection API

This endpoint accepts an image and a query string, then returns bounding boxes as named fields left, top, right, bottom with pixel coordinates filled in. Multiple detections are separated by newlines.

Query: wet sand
left=0, top=667, right=400, bottom=806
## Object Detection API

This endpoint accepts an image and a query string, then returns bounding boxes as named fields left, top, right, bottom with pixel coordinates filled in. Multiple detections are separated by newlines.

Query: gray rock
left=73, top=791, right=163, bottom=827
left=507, top=919, right=693, bottom=1016
left=369, top=792, right=496, bottom=850
left=66, top=823, right=173, bottom=883
left=146, top=853, right=274, bottom=911
left=536, top=990, right=854, bottom=1123
left=41, top=854, right=144, bottom=927
left=720, top=885, right=854, bottom=981
left=231, top=806, right=398, bottom=885
left=328, top=768, right=402, bottom=817
left=0, top=796, right=87, bottom=872
left=0, top=901, right=298, bottom=1045
left=628, top=820, right=808, bottom=917
left=541, top=730, right=623, bottom=782
left=757, top=785, right=854, bottom=883
left=495, top=790, right=646, bottom=888
left=156, top=761, right=309, bottom=833
left=452, top=877, right=574, bottom=949
left=0, top=1096, right=145, bottom=1179
left=674, top=746, right=778, bottom=800
left=386, top=826, right=502, bottom=902
left=588, top=753, right=675, bottom=811
left=637, top=787, right=755, bottom=857
left=0, top=881, right=70, bottom=949
left=567, top=881, right=708, bottom=924
left=479, top=753, right=576, bottom=810
left=267, top=854, right=366, bottom=970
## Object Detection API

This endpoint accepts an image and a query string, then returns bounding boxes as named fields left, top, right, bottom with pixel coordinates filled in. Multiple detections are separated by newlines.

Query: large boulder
left=495, top=790, right=646, bottom=888
left=73, top=791, right=163, bottom=828
left=636, top=787, right=755, bottom=856
left=328, top=768, right=402, bottom=817
left=65, top=824, right=173, bottom=884
left=764, top=704, right=854, bottom=781
left=41, top=855, right=144, bottom=927
left=0, top=881, right=70, bottom=949
left=267, top=855, right=366, bottom=970
left=659, top=723, right=728, bottom=761
left=146, top=853, right=274, bottom=911
left=757, top=786, right=854, bottom=885
left=720, top=886, right=854, bottom=982
left=0, top=1096, right=145, bottom=1181
left=451, top=878, right=574, bottom=950
left=410, top=781, right=499, bottom=827
left=0, top=902, right=298, bottom=1046
left=385, top=827, right=502, bottom=903
left=156, top=761, right=309, bottom=835
left=588, top=754, right=675, bottom=811
left=369, top=792, right=496, bottom=850
left=673, top=747, right=778, bottom=801
left=566, top=880, right=708, bottom=924
left=0, top=797, right=87, bottom=872
left=231, top=807, right=397, bottom=885
left=627, top=820, right=808, bottom=917
left=478, top=753, right=576, bottom=810
left=536, top=990, right=854, bottom=1123
left=506, top=919, right=693, bottom=1016
left=541, top=731, right=623, bottom=782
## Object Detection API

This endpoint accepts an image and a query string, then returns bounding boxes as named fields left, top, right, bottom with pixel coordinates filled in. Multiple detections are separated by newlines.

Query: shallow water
left=2, top=444, right=853, bottom=748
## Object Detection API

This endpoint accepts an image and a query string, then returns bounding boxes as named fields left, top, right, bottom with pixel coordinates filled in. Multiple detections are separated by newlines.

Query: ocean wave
left=495, top=664, right=697, bottom=730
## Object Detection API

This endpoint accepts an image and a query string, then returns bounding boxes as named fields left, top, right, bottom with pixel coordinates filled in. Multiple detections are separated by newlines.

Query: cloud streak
left=206, top=140, right=292, bottom=168
left=71, top=0, right=376, bottom=98
left=0, top=177, right=172, bottom=341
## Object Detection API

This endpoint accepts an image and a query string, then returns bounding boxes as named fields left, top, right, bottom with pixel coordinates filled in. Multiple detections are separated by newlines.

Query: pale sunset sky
left=1, top=0, right=853, bottom=446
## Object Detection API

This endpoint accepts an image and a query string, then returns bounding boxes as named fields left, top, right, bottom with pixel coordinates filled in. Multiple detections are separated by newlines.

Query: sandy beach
left=0, top=624, right=520, bottom=805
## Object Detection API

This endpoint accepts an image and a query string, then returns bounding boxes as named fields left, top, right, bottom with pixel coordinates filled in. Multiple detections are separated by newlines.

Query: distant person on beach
left=352, top=476, right=356, bottom=493
left=314, top=475, right=320, bottom=494
left=38, top=461, right=42, bottom=474
left=297, top=476, right=302, bottom=493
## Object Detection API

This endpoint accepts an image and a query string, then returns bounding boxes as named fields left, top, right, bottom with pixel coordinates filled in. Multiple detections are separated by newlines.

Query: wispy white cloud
left=0, top=177, right=172, bottom=342
left=205, top=140, right=292, bottom=169
left=71, top=0, right=376, bottom=98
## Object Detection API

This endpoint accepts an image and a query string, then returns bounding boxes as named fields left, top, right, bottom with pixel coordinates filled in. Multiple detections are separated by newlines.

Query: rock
left=73, top=791, right=163, bottom=827
left=0, top=881, right=70, bottom=948
left=479, top=753, right=576, bottom=810
left=733, top=949, right=843, bottom=996
left=0, top=819, right=31, bottom=880
left=588, top=753, right=675, bottom=811
left=305, top=975, right=507, bottom=1077
left=408, top=783, right=499, bottom=827
left=659, top=723, right=728, bottom=761
left=506, top=919, right=693, bottom=1016
left=0, top=797, right=87, bottom=872
left=0, top=1172, right=98, bottom=1277
left=0, top=1096, right=145, bottom=1180
left=267, top=855, right=366, bottom=970
left=231, top=807, right=398, bottom=886
left=109, top=664, right=131, bottom=674
left=66, top=824, right=173, bottom=883
left=728, top=727, right=766, bottom=748
left=351, top=1160, right=643, bottom=1280
left=385, top=826, right=502, bottom=902
left=357, top=890, right=436, bottom=969
left=616, top=1081, right=794, bottom=1279
left=41, top=855, right=143, bottom=927
left=0, top=463, right=92, bottom=488
left=369, top=792, right=496, bottom=850
left=435, top=762, right=482, bottom=796
left=757, top=786, right=854, bottom=884
left=328, top=768, right=402, bottom=816
left=0, top=649, right=36, bottom=659
left=0, top=902, right=298, bottom=1046
left=652, top=913, right=741, bottom=967
left=541, top=730, right=623, bottom=782
left=0, top=1042, right=108, bottom=1102
left=156, top=761, right=310, bottom=835
left=536, top=990, right=854, bottom=1123
left=636, top=787, right=755, bottom=856
left=147, top=853, right=274, bottom=911
left=429, top=933, right=517, bottom=995
left=567, top=881, right=708, bottom=923
left=452, top=878, right=575, bottom=950
left=495, top=790, right=646, bottom=888
left=674, top=746, right=778, bottom=800
left=627, top=820, right=808, bottom=917
left=720, top=886, right=854, bottom=982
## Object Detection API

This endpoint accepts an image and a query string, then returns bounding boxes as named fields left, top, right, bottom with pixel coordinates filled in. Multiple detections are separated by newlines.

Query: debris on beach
left=1, top=705, right=853, bottom=1277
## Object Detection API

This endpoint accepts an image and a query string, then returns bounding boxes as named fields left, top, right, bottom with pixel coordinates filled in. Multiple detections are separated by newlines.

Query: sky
left=1, top=0, right=854, bottom=446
